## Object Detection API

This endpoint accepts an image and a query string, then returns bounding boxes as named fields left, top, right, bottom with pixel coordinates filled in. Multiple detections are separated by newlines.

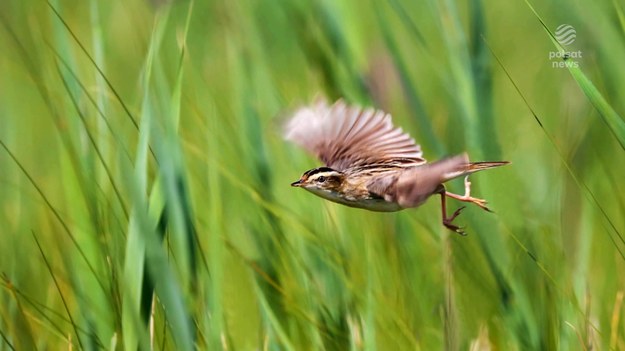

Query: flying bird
left=284, top=99, right=509, bottom=235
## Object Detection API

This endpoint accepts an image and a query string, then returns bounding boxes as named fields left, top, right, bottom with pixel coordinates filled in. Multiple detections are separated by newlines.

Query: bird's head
left=291, top=167, right=344, bottom=193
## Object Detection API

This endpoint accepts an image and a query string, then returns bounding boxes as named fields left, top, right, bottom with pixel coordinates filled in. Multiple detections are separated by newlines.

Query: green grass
left=1, top=0, right=625, bottom=349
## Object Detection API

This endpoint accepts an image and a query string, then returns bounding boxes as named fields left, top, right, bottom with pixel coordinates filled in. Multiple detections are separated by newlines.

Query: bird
left=284, top=99, right=509, bottom=235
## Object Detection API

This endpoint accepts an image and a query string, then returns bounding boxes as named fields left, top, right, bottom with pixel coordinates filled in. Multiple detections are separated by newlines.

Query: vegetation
left=1, top=0, right=624, bottom=349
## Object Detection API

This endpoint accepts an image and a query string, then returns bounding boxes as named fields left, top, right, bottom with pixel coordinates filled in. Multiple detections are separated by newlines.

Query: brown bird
left=284, top=99, right=509, bottom=235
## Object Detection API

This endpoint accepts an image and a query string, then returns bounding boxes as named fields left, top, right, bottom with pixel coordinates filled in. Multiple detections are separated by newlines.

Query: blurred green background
left=1, top=0, right=625, bottom=349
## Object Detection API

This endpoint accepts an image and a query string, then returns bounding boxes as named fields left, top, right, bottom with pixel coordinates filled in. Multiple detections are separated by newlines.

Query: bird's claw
left=443, top=220, right=466, bottom=236
left=471, top=198, right=491, bottom=212
left=443, top=206, right=467, bottom=235
left=446, top=193, right=492, bottom=212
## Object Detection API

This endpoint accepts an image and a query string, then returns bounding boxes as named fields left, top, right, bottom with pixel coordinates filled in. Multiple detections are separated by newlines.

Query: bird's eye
left=317, top=176, right=326, bottom=183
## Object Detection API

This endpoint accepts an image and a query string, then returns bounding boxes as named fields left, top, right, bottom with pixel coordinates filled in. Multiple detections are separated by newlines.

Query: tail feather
left=393, top=155, right=509, bottom=208
left=466, top=161, right=510, bottom=173
left=441, top=157, right=509, bottom=182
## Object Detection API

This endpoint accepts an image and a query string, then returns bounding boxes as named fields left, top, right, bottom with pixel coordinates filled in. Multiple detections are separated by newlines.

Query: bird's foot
left=443, top=206, right=466, bottom=236
left=445, top=177, right=492, bottom=212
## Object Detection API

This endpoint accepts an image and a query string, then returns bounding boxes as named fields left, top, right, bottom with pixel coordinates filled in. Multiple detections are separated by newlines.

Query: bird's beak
left=291, top=179, right=302, bottom=187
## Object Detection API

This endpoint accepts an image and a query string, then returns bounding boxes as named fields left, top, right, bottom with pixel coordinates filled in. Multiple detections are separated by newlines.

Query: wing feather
left=366, top=154, right=469, bottom=208
left=284, top=99, right=425, bottom=170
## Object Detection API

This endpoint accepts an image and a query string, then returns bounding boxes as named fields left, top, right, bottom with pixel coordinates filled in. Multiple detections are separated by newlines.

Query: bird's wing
left=283, top=99, right=425, bottom=171
left=367, top=154, right=469, bottom=208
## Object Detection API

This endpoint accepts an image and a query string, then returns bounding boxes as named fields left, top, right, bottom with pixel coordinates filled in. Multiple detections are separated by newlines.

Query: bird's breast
left=304, top=187, right=402, bottom=212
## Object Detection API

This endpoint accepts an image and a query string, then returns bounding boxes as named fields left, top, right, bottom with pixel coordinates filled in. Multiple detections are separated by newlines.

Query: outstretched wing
left=283, top=99, right=425, bottom=171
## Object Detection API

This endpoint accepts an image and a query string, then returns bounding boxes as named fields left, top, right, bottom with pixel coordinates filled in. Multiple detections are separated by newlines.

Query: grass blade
left=523, top=0, right=625, bottom=150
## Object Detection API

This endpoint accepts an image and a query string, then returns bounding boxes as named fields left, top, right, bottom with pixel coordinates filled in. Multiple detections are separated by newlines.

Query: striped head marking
left=291, top=167, right=344, bottom=190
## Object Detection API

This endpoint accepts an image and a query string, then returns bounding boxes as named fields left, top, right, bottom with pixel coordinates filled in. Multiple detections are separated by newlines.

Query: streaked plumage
left=285, top=99, right=509, bottom=235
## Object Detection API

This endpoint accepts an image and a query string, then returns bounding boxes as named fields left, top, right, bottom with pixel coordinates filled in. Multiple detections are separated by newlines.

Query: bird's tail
left=466, top=161, right=510, bottom=173
left=440, top=154, right=509, bottom=182
left=394, top=153, right=509, bottom=208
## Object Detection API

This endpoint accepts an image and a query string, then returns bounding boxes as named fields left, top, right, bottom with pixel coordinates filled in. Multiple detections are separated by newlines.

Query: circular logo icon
left=555, top=24, right=576, bottom=45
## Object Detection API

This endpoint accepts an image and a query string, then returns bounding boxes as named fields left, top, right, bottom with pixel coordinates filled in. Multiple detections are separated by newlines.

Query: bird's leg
left=439, top=186, right=466, bottom=236
left=445, top=176, right=491, bottom=212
